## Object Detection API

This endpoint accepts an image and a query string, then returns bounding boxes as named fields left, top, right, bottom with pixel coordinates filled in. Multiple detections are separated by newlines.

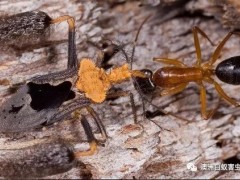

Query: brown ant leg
left=51, top=16, right=77, bottom=69
left=107, top=91, right=138, bottom=124
left=161, top=83, right=187, bottom=96
left=154, top=26, right=214, bottom=67
left=209, top=31, right=240, bottom=66
left=86, top=106, right=108, bottom=141
left=198, top=82, right=215, bottom=120
left=206, top=77, right=239, bottom=106
left=199, top=82, right=209, bottom=120
left=192, top=26, right=215, bottom=66
left=74, top=115, right=98, bottom=157
left=153, top=58, right=186, bottom=67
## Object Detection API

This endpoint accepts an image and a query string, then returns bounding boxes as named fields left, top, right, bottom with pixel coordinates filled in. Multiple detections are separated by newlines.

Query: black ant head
left=98, top=39, right=129, bottom=70
left=133, top=69, right=156, bottom=95
left=101, top=40, right=121, bottom=64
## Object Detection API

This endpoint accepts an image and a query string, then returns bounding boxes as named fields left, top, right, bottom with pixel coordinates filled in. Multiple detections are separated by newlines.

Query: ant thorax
left=76, top=58, right=132, bottom=103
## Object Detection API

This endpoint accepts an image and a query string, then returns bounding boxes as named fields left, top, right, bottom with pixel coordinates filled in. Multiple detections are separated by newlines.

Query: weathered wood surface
left=1, top=0, right=240, bottom=178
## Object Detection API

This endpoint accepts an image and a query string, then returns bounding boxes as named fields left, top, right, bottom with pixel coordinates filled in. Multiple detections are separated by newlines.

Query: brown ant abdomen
left=153, top=67, right=203, bottom=87
left=216, top=56, right=240, bottom=85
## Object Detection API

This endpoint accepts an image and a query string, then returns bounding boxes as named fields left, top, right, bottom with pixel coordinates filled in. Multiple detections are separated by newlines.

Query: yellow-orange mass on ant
left=76, top=58, right=144, bottom=103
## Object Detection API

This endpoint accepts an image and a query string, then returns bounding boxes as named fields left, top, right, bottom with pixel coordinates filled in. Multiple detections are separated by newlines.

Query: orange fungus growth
left=108, top=64, right=132, bottom=83
left=76, top=58, right=133, bottom=103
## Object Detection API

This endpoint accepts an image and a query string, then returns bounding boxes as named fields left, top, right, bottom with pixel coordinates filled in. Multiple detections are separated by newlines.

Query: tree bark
left=1, top=0, right=240, bottom=178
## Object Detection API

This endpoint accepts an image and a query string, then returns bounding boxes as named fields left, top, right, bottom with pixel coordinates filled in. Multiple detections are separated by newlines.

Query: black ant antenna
left=130, top=14, right=152, bottom=69
left=87, top=38, right=130, bottom=69
left=130, top=15, right=189, bottom=124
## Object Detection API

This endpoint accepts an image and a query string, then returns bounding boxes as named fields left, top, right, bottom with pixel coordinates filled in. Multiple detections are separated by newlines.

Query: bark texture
left=1, top=0, right=240, bottom=178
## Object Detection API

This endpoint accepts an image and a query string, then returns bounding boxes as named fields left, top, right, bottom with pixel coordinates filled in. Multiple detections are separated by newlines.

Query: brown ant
left=135, top=26, right=240, bottom=119
left=92, top=16, right=190, bottom=124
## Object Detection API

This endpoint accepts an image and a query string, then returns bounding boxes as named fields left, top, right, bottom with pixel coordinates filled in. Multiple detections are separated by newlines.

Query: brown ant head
left=133, top=69, right=156, bottom=95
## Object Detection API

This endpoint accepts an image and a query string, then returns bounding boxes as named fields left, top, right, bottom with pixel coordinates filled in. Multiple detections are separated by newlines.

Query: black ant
left=134, top=26, right=240, bottom=119
left=87, top=39, right=128, bottom=70
left=0, top=10, right=109, bottom=160
left=0, top=10, right=80, bottom=130
left=0, top=10, right=149, bottom=162
left=0, top=13, right=193, bottom=178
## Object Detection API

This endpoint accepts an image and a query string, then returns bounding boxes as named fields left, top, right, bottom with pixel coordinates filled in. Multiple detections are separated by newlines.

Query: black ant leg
left=130, top=15, right=152, bottom=69
left=67, top=19, right=77, bottom=69
left=106, top=90, right=138, bottom=124
left=130, top=15, right=164, bottom=122
left=74, top=115, right=98, bottom=157
left=96, top=40, right=119, bottom=68
left=44, top=98, right=106, bottom=156
left=86, top=106, right=108, bottom=141
left=31, top=68, right=77, bottom=84
left=50, top=15, right=78, bottom=69
left=30, top=17, right=78, bottom=84
left=46, top=97, right=91, bottom=125
left=87, top=39, right=129, bottom=69
left=130, top=93, right=138, bottom=124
